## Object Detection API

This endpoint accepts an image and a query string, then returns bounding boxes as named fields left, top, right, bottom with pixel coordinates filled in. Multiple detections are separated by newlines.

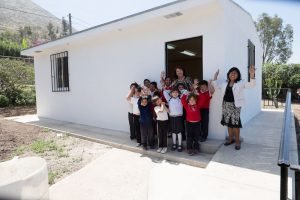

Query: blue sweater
left=138, top=96, right=153, bottom=125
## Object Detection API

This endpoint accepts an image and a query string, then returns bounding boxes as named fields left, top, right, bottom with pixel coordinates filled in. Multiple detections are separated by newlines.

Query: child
left=150, top=81, right=160, bottom=97
left=126, top=85, right=142, bottom=146
left=138, top=94, right=154, bottom=150
left=197, top=80, right=214, bottom=142
left=163, top=88, right=184, bottom=152
left=126, top=82, right=139, bottom=140
left=181, top=92, right=204, bottom=156
left=153, top=96, right=169, bottom=154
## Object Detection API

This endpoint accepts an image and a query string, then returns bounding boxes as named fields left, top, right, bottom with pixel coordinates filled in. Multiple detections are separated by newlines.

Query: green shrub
left=0, top=95, right=9, bottom=107
left=15, top=86, right=36, bottom=105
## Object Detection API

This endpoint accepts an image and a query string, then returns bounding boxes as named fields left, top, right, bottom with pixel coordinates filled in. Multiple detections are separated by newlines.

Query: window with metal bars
left=50, top=51, right=70, bottom=92
left=248, top=40, right=255, bottom=82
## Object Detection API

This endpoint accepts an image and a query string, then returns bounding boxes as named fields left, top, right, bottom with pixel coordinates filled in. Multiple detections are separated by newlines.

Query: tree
left=47, top=22, right=57, bottom=40
left=61, top=17, right=69, bottom=37
left=255, top=13, right=293, bottom=64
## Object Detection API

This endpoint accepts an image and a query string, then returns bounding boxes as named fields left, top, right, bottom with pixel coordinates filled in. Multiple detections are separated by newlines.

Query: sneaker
left=157, top=148, right=163, bottom=153
left=161, top=147, right=167, bottom=154
left=136, top=143, right=142, bottom=147
left=171, top=144, right=177, bottom=151
left=177, top=145, right=183, bottom=152
left=193, top=149, right=199, bottom=155
left=188, top=149, right=194, bottom=156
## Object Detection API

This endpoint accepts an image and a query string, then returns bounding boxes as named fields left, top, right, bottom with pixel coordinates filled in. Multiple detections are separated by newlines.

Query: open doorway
left=165, top=36, right=203, bottom=81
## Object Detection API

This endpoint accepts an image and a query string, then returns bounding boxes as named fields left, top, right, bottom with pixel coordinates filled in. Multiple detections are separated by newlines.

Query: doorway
left=165, top=36, right=203, bottom=81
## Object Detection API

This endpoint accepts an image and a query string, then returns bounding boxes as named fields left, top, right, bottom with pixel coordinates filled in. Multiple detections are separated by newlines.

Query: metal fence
left=263, top=88, right=291, bottom=108
left=277, top=89, right=300, bottom=200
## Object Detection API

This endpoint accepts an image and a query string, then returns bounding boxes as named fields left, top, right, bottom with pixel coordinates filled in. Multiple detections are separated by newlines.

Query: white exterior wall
left=221, top=0, right=263, bottom=128
left=32, top=1, right=261, bottom=140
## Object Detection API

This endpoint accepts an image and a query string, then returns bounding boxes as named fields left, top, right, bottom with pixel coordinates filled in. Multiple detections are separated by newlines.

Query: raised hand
left=160, top=71, right=166, bottom=79
left=249, top=65, right=255, bottom=79
left=214, top=69, right=219, bottom=80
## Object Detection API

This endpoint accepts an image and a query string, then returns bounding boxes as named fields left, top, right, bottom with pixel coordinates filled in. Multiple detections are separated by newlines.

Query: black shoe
left=235, top=145, right=241, bottom=150
left=224, top=140, right=235, bottom=146
left=193, top=149, right=199, bottom=155
left=130, top=136, right=136, bottom=140
left=171, top=144, right=177, bottom=151
left=188, top=149, right=194, bottom=156
left=143, top=146, right=148, bottom=151
left=150, top=146, right=155, bottom=149
left=177, top=145, right=182, bottom=152
left=200, top=138, right=206, bottom=142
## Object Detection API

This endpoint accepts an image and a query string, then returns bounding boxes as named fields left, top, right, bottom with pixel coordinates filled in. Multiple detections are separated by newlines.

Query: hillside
left=0, top=0, right=62, bottom=33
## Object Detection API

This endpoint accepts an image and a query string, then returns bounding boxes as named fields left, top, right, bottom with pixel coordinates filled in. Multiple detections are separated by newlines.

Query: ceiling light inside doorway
left=180, top=50, right=196, bottom=56
left=167, top=44, right=176, bottom=49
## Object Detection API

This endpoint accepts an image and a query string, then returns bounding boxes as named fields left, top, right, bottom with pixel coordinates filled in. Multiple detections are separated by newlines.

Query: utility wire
left=72, top=16, right=92, bottom=26
left=0, top=6, right=61, bottom=21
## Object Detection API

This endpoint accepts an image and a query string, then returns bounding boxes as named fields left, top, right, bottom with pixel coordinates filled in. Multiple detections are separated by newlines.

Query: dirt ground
left=0, top=106, right=111, bottom=185
left=292, top=103, right=300, bottom=163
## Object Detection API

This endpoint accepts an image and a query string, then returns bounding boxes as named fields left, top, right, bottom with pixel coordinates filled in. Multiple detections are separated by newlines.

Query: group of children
left=126, top=73, right=214, bottom=156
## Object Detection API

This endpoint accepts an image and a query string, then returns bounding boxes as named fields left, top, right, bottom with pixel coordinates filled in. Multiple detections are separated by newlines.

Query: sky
left=32, top=0, right=300, bottom=64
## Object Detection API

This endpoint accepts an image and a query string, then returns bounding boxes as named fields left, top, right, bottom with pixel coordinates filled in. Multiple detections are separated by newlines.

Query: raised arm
left=244, top=65, right=256, bottom=89
left=208, top=80, right=215, bottom=96
left=126, top=87, right=135, bottom=102
left=163, top=90, right=171, bottom=102
left=181, top=94, right=188, bottom=110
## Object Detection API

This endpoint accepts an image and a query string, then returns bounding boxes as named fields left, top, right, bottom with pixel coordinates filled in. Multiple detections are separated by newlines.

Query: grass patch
left=14, top=146, right=26, bottom=156
left=48, top=171, right=58, bottom=185
left=31, top=140, right=59, bottom=154
left=42, top=128, right=51, bottom=133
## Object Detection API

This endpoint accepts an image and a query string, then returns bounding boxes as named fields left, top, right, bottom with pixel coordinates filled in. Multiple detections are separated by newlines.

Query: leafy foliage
left=256, top=13, right=293, bottom=64
left=0, top=58, right=35, bottom=105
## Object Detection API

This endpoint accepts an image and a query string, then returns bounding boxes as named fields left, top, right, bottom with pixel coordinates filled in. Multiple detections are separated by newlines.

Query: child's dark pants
left=157, top=120, right=168, bottom=148
left=186, top=121, right=201, bottom=151
left=128, top=112, right=135, bottom=139
left=140, top=123, right=154, bottom=147
left=200, top=109, right=209, bottom=139
left=133, top=114, right=141, bottom=143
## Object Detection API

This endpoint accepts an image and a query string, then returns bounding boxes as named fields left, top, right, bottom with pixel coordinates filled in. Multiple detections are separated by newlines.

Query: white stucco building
left=22, top=0, right=262, bottom=140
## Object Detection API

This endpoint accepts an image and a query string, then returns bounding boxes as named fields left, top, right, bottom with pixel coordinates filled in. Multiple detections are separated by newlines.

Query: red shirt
left=181, top=94, right=203, bottom=122
left=198, top=90, right=211, bottom=109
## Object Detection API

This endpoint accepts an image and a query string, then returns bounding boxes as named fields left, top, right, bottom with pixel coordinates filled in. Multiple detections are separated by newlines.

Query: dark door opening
left=165, top=36, right=203, bottom=81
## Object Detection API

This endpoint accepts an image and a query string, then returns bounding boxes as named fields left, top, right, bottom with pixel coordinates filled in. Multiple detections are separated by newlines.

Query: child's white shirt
left=154, top=106, right=168, bottom=121
left=128, top=103, right=133, bottom=113
left=163, top=90, right=183, bottom=116
left=130, top=96, right=140, bottom=115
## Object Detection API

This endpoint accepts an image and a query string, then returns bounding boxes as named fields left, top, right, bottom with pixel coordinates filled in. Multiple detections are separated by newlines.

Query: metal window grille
left=248, top=40, right=255, bottom=82
left=50, top=51, right=70, bottom=92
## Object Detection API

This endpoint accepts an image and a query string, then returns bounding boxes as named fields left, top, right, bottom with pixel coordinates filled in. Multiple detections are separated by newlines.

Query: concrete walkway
left=6, top=109, right=298, bottom=200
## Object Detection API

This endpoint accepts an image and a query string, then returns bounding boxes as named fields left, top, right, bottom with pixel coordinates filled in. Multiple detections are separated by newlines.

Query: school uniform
left=198, top=90, right=212, bottom=140
left=131, top=96, right=141, bottom=144
left=154, top=105, right=169, bottom=148
left=181, top=94, right=204, bottom=151
left=138, top=96, right=154, bottom=148
left=128, top=103, right=135, bottom=139
left=163, top=90, right=183, bottom=134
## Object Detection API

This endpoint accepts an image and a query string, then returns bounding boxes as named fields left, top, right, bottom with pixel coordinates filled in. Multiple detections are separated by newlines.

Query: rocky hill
left=0, top=0, right=62, bottom=33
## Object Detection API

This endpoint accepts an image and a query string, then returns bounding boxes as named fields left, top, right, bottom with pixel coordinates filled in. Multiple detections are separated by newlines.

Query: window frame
left=50, top=51, right=70, bottom=92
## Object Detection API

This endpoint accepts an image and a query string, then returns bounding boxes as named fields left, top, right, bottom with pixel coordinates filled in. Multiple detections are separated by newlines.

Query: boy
left=138, top=94, right=154, bottom=150
left=126, top=82, right=139, bottom=140
left=126, top=85, right=142, bottom=146
left=197, top=80, right=214, bottom=142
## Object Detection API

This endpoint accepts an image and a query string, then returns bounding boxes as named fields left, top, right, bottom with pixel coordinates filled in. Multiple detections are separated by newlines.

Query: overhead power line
left=0, top=6, right=61, bottom=21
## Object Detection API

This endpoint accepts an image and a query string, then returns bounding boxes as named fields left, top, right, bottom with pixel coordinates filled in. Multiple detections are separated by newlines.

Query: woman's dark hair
left=227, top=67, right=241, bottom=83
left=187, top=93, right=198, bottom=102
left=199, top=80, right=208, bottom=86
left=174, top=66, right=186, bottom=79
left=176, top=83, right=185, bottom=89
left=150, top=81, right=158, bottom=89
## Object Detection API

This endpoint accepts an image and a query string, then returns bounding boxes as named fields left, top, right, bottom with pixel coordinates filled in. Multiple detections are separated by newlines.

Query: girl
left=138, top=94, right=154, bottom=150
left=153, top=96, right=169, bottom=154
left=126, top=85, right=142, bottom=146
left=181, top=93, right=204, bottom=156
left=163, top=88, right=184, bottom=152
left=212, top=66, right=256, bottom=150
